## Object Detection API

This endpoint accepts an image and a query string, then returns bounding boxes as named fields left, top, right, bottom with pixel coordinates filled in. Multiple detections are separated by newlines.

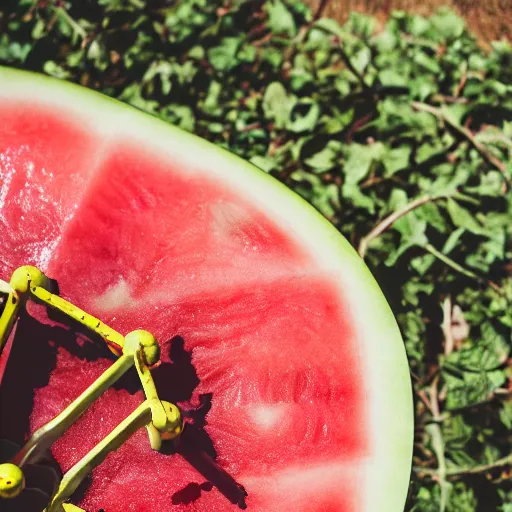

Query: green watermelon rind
left=0, top=66, right=413, bottom=512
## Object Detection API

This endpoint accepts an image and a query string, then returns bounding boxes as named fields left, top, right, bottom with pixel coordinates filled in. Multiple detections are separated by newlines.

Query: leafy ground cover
left=0, top=1, right=511, bottom=510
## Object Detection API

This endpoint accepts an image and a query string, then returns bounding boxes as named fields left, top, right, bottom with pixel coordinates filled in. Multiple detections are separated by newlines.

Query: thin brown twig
left=336, top=44, right=371, bottom=91
left=417, top=366, right=441, bottom=388
left=239, top=122, right=261, bottom=132
left=430, top=94, right=469, bottom=105
left=410, top=370, right=421, bottom=382
left=357, top=193, right=503, bottom=292
left=427, top=376, right=450, bottom=512
left=313, top=0, right=331, bottom=22
left=442, top=296, right=454, bottom=357
left=430, top=375, right=442, bottom=421
left=454, top=62, right=468, bottom=97
left=283, top=0, right=331, bottom=64
left=412, top=101, right=511, bottom=190
left=416, top=389, right=435, bottom=415
left=358, top=195, right=446, bottom=258
left=425, top=243, right=503, bottom=293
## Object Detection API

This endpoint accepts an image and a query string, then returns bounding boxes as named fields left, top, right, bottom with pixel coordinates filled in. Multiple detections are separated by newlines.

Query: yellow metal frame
left=0, top=266, right=184, bottom=512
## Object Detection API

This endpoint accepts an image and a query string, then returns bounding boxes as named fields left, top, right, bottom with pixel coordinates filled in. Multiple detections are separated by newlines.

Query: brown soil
left=303, top=0, right=511, bottom=46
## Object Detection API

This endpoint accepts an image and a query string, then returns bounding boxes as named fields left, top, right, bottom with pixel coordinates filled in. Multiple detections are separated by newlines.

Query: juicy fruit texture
left=0, top=103, right=101, bottom=279
left=0, top=104, right=368, bottom=511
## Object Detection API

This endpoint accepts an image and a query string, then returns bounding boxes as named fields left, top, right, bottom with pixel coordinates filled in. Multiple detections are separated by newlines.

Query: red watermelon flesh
left=0, top=69, right=413, bottom=512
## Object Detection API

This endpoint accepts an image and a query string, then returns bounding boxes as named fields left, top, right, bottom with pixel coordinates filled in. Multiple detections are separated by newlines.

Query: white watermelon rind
left=0, top=66, right=413, bottom=512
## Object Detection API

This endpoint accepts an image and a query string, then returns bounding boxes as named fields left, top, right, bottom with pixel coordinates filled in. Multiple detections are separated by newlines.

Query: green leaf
left=443, top=414, right=473, bottom=450
left=187, top=45, right=205, bottom=60
left=86, top=39, right=109, bottom=72
left=261, top=48, right=283, bottom=69
left=207, top=37, right=242, bottom=71
left=262, top=82, right=295, bottom=129
left=410, top=253, right=436, bottom=275
left=386, top=191, right=429, bottom=265
left=466, top=171, right=504, bottom=197
left=250, top=155, right=276, bottom=173
left=0, top=36, right=31, bottom=63
left=323, top=107, right=354, bottom=134
left=443, top=369, right=506, bottom=410
left=42, top=61, right=71, bottom=79
left=31, top=19, right=46, bottom=40
left=201, top=80, right=222, bottom=116
left=267, top=0, right=296, bottom=37
left=118, top=83, right=158, bottom=114
left=499, top=400, right=512, bottom=430
left=378, top=69, right=408, bottom=87
left=345, top=12, right=376, bottom=39
left=408, top=15, right=431, bottom=37
left=445, top=322, right=510, bottom=372
left=447, top=483, right=478, bottom=512
left=287, top=100, right=320, bottom=133
left=442, top=227, right=465, bottom=254
left=343, top=142, right=385, bottom=185
left=402, top=279, right=435, bottom=306
left=414, top=51, right=441, bottom=74
left=416, top=203, right=449, bottom=234
left=160, top=104, right=195, bottom=132
left=143, top=61, right=174, bottom=95
left=207, top=122, right=224, bottom=133
left=398, top=310, right=427, bottom=362
left=430, top=8, right=465, bottom=40
left=304, top=141, right=342, bottom=173
left=237, top=44, right=257, bottom=63
left=312, top=18, right=344, bottom=40
left=291, top=170, right=340, bottom=218
left=352, top=47, right=371, bottom=74
left=371, top=30, right=397, bottom=53
left=446, top=198, right=486, bottom=236
left=383, top=146, right=411, bottom=175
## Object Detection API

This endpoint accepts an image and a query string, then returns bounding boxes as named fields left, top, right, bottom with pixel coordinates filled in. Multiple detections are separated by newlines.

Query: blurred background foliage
left=301, top=0, right=511, bottom=47
left=0, top=1, right=511, bottom=510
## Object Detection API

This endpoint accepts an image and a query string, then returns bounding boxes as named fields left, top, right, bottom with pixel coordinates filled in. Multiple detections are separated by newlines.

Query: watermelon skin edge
left=0, top=65, right=413, bottom=512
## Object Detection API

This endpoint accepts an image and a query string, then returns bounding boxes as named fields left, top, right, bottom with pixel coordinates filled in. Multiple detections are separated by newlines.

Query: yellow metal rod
left=30, top=286, right=124, bottom=356
left=123, top=330, right=169, bottom=449
left=0, top=292, right=20, bottom=355
left=1, top=265, right=48, bottom=355
left=134, top=349, right=160, bottom=402
left=62, top=505, right=86, bottom=511
left=45, top=401, right=154, bottom=512
left=13, top=354, right=135, bottom=467
left=133, top=352, right=167, bottom=450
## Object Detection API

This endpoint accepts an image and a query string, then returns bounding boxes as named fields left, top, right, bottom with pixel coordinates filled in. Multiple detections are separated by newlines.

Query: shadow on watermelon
left=0, top=312, right=248, bottom=509
left=0, top=66, right=413, bottom=511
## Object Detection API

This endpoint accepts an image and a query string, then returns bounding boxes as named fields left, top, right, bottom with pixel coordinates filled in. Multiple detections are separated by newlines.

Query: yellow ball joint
left=160, top=401, right=184, bottom=440
left=0, top=463, right=25, bottom=499
left=10, top=265, right=50, bottom=295
left=124, top=329, right=161, bottom=367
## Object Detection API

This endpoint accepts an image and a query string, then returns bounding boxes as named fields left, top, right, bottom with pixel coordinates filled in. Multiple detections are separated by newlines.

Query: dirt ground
left=303, top=0, right=511, bottom=45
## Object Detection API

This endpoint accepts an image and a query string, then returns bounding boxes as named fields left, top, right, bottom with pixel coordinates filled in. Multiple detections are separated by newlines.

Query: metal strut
left=0, top=266, right=184, bottom=512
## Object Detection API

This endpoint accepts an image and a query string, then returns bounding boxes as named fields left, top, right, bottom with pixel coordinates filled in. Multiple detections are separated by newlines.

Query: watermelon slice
left=0, top=66, right=413, bottom=512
